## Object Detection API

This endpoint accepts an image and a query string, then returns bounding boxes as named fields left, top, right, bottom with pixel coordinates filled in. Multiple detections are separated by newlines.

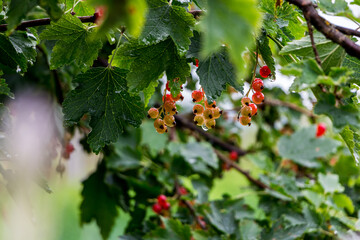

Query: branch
left=264, top=99, right=316, bottom=118
left=286, top=0, right=360, bottom=59
left=335, top=25, right=360, bottom=38
left=0, top=15, right=96, bottom=32
left=174, top=115, right=247, bottom=156
left=305, top=15, right=322, bottom=66
left=214, top=150, right=270, bottom=189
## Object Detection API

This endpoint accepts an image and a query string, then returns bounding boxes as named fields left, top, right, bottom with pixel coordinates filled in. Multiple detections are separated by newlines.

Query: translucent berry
left=152, top=203, right=162, bottom=214
left=156, top=125, right=168, bottom=134
left=205, top=100, right=216, bottom=109
left=166, top=81, right=171, bottom=91
left=164, top=101, right=176, bottom=113
left=154, top=119, right=165, bottom=130
left=193, top=104, right=204, bottom=115
left=157, top=195, right=167, bottom=205
left=239, top=116, right=251, bottom=126
left=195, top=58, right=199, bottom=67
left=241, top=106, right=252, bottom=117
left=252, top=92, right=264, bottom=104
left=316, top=123, right=326, bottom=138
left=194, top=115, right=205, bottom=126
left=259, top=66, right=271, bottom=78
left=162, top=94, right=173, bottom=103
left=164, top=115, right=176, bottom=127
left=179, top=187, right=188, bottom=195
left=213, top=107, right=222, bottom=119
left=147, top=108, right=159, bottom=119
left=252, top=79, right=264, bottom=92
left=229, top=151, right=238, bottom=161
left=205, top=119, right=216, bottom=129
left=203, top=109, right=214, bottom=120
left=192, top=90, right=203, bottom=102
left=241, top=97, right=251, bottom=106
left=171, top=93, right=184, bottom=102
left=249, top=103, right=257, bottom=116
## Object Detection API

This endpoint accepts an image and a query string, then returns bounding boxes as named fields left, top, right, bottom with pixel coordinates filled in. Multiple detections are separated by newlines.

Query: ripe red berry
left=195, top=59, right=199, bottom=67
left=166, top=81, right=171, bottom=91
left=259, top=66, right=271, bottom=78
left=162, top=94, right=173, bottom=103
left=192, top=90, right=203, bottom=102
left=179, top=187, right=188, bottom=195
left=316, top=123, right=326, bottom=138
left=65, top=143, right=75, bottom=153
left=249, top=103, right=257, bottom=116
left=161, top=201, right=171, bottom=210
left=252, top=79, right=264, bottom=92
left=252, top=92, right=264, bottom=104
left=157, top=195, right=167, bottom=205
left=152, top=203, right=162, bottom=214
left=171, top=93, right=184, bottom=102
left=229, top=151, right=238, bottom=161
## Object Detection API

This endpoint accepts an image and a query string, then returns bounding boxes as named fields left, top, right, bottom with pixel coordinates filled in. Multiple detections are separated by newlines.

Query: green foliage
left=40, top=14, right=102, bottom=70
left=63, top=67, right=144, bottom=153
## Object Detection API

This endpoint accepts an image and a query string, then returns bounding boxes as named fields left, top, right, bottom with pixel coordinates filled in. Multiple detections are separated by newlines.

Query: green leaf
left=141, top=121, right=168, bottom=157
left=38, top=0, right=63, bottom=20
left=140, top=0, right=195, bottom=55
left=40, top=14, right=102, bottom=70
left=317, top=67, right=353, bottom=86
left=319, top=0, right=349, bottom=14
left=9, top=30, right=38, bottom=65
left=342, top=54, right=360, bottom=84
left=80, top=162, right=118, bottom=240
left=144, top=218, right=192, bottom=240
left=302, top=190, right=324, bottom=208
left=63, top=67, right=144, bottom=153
left=314, top=94, right=360, bottom=129
left=277, top=126, right=340, bottom=168
left=114, top=38, right=190, bottom=92
left=333, top=193, right=354, bottom=214
left=89, top=0, right=147, bottom=37
left=280, top=33, right=346, bottom=74
left=6, top=0, right=37, bottom=30
left=258, top=30, right=276, bottom=78
left=238, top=220, right=261, bottom=240
left=318, top=173, right=344, bottom=194
left=340, top=126, right=360, bottom=164
left=64, top=0, right=94, bottom=16
left=201, top=0, right=262, bottom=79
left=206, top=202, right=237, bottom=234
left=197, top=48, right=243, bottom=100
left=262, top=220, right=307, bottom=240
left=168, top=142, right=218, bottom=176
left=143, top=80, right=159, bottom=107
left=0, top=33, right=28, bottom=72
left=0, top=79, right=14, bottom=99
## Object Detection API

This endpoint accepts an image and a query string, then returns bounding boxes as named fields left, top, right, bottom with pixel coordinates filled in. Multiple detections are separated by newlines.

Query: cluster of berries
left=152, top=194, right=171, bottom=214
left=147, top=81, right=184, bottom=134
left=238, top=66, right=271, bottom=126
left=192, top=90, right=222, bottom=129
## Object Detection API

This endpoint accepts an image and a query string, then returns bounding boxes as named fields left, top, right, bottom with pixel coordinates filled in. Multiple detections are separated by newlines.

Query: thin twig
left=305, top=15, right=322, bottom=66
left=174, top=115, right=247, bottom=156
left=264, top=99, right=316, bottom=118
left=214, top=150, right=270, bottom=189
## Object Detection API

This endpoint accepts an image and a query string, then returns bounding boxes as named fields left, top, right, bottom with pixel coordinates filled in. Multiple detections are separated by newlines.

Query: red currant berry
left=147, top=108, right=159, bottom=119
left=166, top=81, right=171, bottom=91
left=161, top=201, right=171, bottom=210
left=241, top=97, right=251, bottom=106
left=249, top=103, right=257, bottom=116
left=164, top=101, right=176, bottom=113
left=229, top=151, right=238, bottom=161
left=259, top=66, right=271, bottom=78
left=252, top=79, right=264, bottom=92
left=179, top=187, right=188, bottom=195
left=241, top=105, right=252, bottom=117
left=239, top=116, right=251, bottom=126
left=157, top=195, right=167, bottom=205
left=65, top=143, right=75, bottom=153
left=316, top=123, right=326, bottom=138
left=171, top=93, right=183, bottom=102
left=205, top=100, right=216, bottom=109
left=193, top=104, right=205, bottom=115
left=192, top=90, right=203, bottom=102
left=195, top=59, right=199, bottom=67
left=152, top=203, right=162, bottom=214
left=252, top=92, right=264, bottom=104
left=162, top=94, right=173, bottom=103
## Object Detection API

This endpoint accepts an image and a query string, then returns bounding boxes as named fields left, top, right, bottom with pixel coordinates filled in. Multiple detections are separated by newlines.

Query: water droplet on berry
left=202, top=125, right=209, bottom=131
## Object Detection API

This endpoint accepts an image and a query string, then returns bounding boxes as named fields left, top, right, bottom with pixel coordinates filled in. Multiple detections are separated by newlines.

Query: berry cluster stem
left=108, top=32, right=124, bottom=68
left=245, top=44, right=259, bottom=97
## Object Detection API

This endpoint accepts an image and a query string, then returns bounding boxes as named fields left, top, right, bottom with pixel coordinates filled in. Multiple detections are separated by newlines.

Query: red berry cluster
left=152, top=194, right=171, bottom=214
left=239, top=66, right=270, bottom=126
left=192, top=89, right=222, bottom=129
left=147, top=81, right=183, bottom=134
